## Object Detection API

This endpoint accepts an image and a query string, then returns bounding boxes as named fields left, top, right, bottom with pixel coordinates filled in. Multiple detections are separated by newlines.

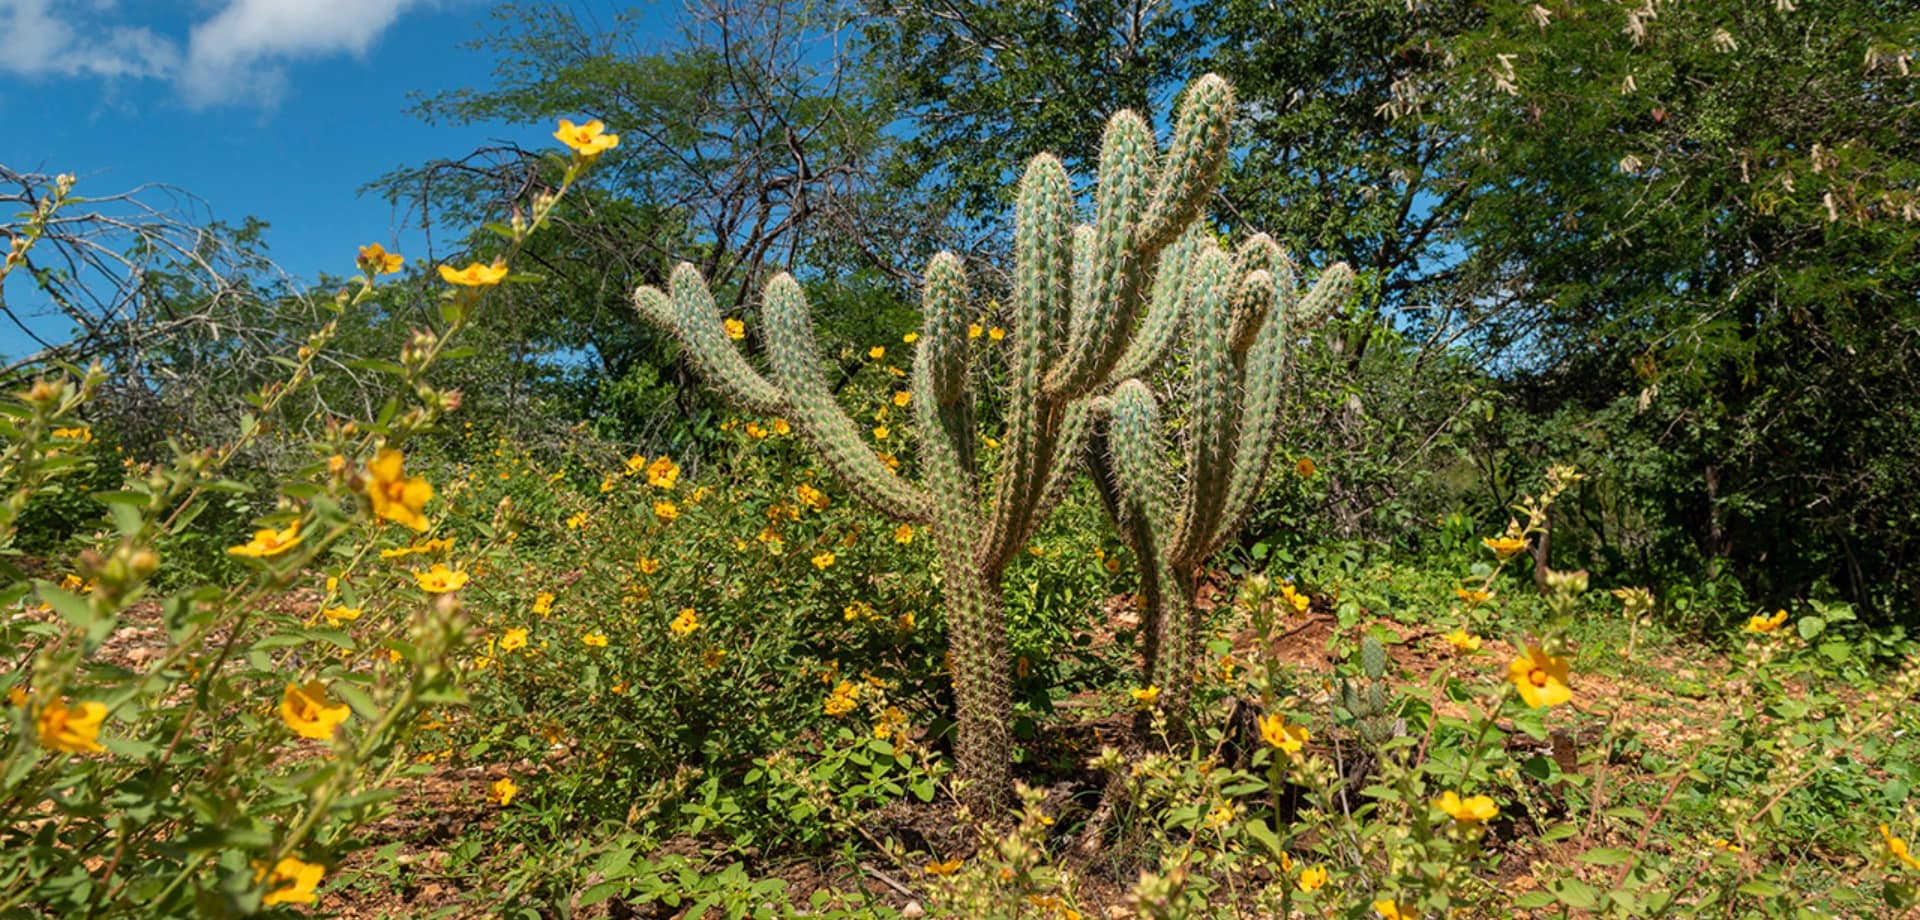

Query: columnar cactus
left=1095, top=234, right=1353, bottom=724
left=634, top=75, right=1236, bottom=813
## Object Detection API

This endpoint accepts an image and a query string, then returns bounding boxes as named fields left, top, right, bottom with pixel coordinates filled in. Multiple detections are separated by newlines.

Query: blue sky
left=0, top=0, right=651, bottom=358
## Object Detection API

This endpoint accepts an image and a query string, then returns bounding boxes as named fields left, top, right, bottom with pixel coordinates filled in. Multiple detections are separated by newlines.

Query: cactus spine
left=1096, top=236, right=1353, bottom=724
left=635, top=75, right=1236, bottom=813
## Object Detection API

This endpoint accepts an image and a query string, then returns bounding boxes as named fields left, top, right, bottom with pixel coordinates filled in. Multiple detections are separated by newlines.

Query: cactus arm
left=632, top=263, right=789, bottom=416
left=1167, top=244, right=1242, bottom=567
left=983, top=156, right=1075, bottom=569
left=1292, top=261, right=1355, bottom=330
left=1208, top=261, right=1355, bottom=553
left=1229, top=235, right=1284, bottom=353
left=1109, top=375, right=1199, bottom=715
left=1085, top=399, right=1167, bottom=704
left=1044, top=112, right=1155, bottom=401
left=913, top=251, right=1008, bottom=812
left=1137, top=74, right=1235, bottom=254
left=1031, top=401, right=1092, bottom=528
left=1107, top=379, right=1177, bottom=528
left=761, top=273, right=931, bottom=523
left=1110, top=223, right=1201, bottom=384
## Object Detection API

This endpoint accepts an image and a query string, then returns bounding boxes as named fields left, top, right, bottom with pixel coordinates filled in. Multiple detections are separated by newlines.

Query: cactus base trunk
left=942, top=556, right=1012, bottom=814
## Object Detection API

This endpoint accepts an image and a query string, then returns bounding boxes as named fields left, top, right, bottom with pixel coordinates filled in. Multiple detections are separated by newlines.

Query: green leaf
left=1578, top=847, right=1635, bottom=866
left=1554, top=879, right=1600, bottom=908
left=1798, top=615, right=1826, bottom=640
left=37, top=583, right=97, bottom=629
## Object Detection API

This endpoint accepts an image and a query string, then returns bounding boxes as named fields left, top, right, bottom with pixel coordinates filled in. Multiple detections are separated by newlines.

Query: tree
left=1427, top=0, right=1920, bottom=618
left=384, top=0, right=929, bottom=445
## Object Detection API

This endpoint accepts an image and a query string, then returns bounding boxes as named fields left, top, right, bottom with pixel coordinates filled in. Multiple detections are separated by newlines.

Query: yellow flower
left=1279, top=581, right=1311, bottom=615
left=892, top=390, right=911, bottom=407
left=703, top=648, right=727, bottom=669
left=1456, top=587, right=1491, bottom=606
left=982, top=436, right=1001, bottom=449
left=1374, top=900, right=1412, bottom=920
left=1433, top=790, right=1499, bottom=824
left=489, top=776, right=519, bottom=807
left=797, top=483, right=830, bottom=511
left=1883, top=824, right=1920, bottom=871
left=553, top=118, right=619, bottom=158
left=902, top=331, right=920, bottom=344
left=229, top=523, right=302, bottom=558
left=873, top=425, right=890, bottom=440
left=1297, top=865, right=1327, bottom=892
left=1295, top=456, right=1316, bottom=478
left=1129, top=685, right=1160, bottom=709
left=987, top=326, right=1006, bottom=341
left=894, top=524, right=914, bottom=544
left=1444, top=629, right=1482, bottom=654
left=812, top=551, right=836, bottom=570
left=582, top=632, right=608, bottom=648
left=771, top=418, right=791, bottom=436
left=878, top=452, right=901, bottom=471
left=1744, top=609, right=1790, bottom=633
left=1508, top=646, right=1573, bottom=708
left=637, top=556, right=662, bottom=575
left=923, top=858, right=961, bottom=876
left=323, top=606, right=362, bottom=625
left=499, top=628, right=528, bottom=652
left=36, top=698, right=106, bottom=753
left=670, top=608, right=699, bottom=637
left=412, top=564, right=469, bottom=594
left=1483, top=535, right=1527, bottom=560
left=357, top=242, right=403, bottom=275
left=1204, top=803, right=1236, bottom=829
left=825, top=680, right=859, bottom=716
left=968, top=323, right=983, bottom=339
left=1258, top=712, right=1310, bottom=757
left=566, top=510, right=591, bottom=530
left=365, top=448, right=433, bottom=532
left=438, top=262, right=510, bottom=287
left=653, top=501, right=680, bottom=522
left=532, top=592, right=555, bottom=616
left=624, top=453, right=649, bottom=475
left=259, top=856, right=325, bottom=906
left=897, top=612, right=916, bottom=631
left=646, top=456, right=680, bottom=489
left=869, top=345, right=885, bottom=359
left=281, top=681, right=351, bottom=741
left=724, top=318, right=745, bottom=340
left=51, top=425, right=91, bottom=442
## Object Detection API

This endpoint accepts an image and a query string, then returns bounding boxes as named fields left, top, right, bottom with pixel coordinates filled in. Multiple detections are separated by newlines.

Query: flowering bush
left=0, top=131, right=607, bottom=916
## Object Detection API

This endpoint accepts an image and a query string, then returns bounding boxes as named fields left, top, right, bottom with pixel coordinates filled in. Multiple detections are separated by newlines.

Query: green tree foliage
left=386, top=0, right=921, bottom=446
left=1428, top=0, right=1920, bottom=619
left=859, top=1, right=1220, bottom=219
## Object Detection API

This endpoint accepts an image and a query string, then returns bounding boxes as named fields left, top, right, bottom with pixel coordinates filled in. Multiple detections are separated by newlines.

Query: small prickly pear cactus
left=635, top=75, right=1240, bottom=815
left=1337, top=635, right=1401, bottom=746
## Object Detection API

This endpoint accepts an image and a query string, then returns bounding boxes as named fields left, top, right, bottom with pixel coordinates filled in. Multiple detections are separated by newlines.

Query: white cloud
left=0, top=0, right=181, bottom=80
left=0, top=0, right=431, bottom=107
left=180, top=0, right=431, bottom=107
